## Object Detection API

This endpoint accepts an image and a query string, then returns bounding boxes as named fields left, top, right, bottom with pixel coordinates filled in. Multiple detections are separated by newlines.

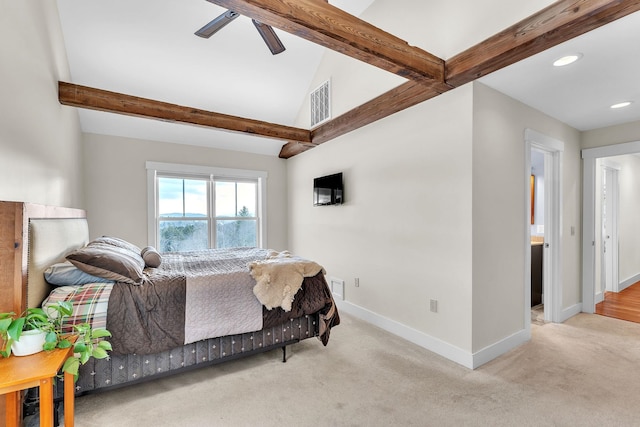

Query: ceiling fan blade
left=252, top=20, right=286, bottom=55
left=195, top=10, right=240, bottom=38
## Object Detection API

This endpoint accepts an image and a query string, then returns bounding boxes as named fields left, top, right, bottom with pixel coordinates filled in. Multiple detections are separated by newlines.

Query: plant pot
left=11, top=329, right=47, bottom=356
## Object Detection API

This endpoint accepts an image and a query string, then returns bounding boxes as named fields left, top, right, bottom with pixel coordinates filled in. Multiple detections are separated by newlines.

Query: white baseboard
left=335, top=299, right=532, bottom=370
left=560, top=302, right=582, bottom=323
left=619, top=272, right=640, bottom=292
left=471, top=328, right=530, bottom=369
left=595, top=291, right=604, bottom=304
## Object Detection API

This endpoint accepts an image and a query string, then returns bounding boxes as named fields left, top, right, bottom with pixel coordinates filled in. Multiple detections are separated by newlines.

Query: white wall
left=288, top=0, right=577, bottom=367
left=288, top=85, right=475, bottom=355
left=471, top=83, right=582, bottom=351
left=582, top=120, right=640, bottom=150
left=82, top=133, right=289, bottom=250
left=0, top=0, right=84, bottom=207
left=294, top=0, right=555, bottom=129
left=289, top=81, right=583, bottom=366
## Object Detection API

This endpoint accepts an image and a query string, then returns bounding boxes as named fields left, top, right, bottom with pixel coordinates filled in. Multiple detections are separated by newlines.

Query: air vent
left=310, top=80, right=331, bottom=127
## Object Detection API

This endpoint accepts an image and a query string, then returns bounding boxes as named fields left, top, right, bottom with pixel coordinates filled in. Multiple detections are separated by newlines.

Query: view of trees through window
left=157, top=177, right=258, bottom=252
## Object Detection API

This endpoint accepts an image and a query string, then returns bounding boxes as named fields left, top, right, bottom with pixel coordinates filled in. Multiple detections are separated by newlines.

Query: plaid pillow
left=42, top=282, right=113, bottom=334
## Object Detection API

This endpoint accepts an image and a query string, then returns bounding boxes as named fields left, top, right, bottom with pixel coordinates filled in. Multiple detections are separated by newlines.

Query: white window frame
left=146, top=161, right=268, bottom=249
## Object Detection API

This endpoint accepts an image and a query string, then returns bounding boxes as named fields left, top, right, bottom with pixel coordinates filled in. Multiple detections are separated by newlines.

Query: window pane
left=215, top=181, right=236, bottom=217
left=159, top=177, right=207, bottom=217
left=158, top=177, right=184, bottom=217
left=159, top=220, right=208, bottom=252
left=216, top=220, right=256, bottom=248
left=237, top=182, right=256, bottom=216
left=184, top=180, right=207, bottom=217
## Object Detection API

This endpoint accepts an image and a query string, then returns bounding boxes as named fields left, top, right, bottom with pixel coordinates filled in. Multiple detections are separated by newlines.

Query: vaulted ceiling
left=57, top=0, right=640, bottom=158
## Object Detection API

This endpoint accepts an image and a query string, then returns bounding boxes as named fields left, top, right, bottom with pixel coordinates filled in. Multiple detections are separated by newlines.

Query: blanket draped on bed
left=106, top=248, right=339, bottom=355
left=249, top=250, right=326, bottom=311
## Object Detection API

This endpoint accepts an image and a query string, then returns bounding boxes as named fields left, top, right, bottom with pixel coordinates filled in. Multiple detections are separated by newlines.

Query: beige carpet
left=67, top=312, right=640, bottom=426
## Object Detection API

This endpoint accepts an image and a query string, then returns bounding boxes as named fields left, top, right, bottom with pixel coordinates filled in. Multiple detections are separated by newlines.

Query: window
left=147, top=162, right=267, bottom=251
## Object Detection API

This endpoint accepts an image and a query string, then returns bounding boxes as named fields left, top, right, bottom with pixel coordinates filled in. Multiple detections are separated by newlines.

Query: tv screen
left=313, top=172, right=343, bottom=206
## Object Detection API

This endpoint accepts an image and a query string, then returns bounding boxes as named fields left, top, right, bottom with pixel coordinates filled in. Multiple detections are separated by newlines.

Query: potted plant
left=0, top=307, right=50, bottom=357
left=0, top=301, right=112, bottom=382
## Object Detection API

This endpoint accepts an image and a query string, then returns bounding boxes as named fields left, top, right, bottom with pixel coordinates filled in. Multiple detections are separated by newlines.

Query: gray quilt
left=107, top=248, right=339, bottom=355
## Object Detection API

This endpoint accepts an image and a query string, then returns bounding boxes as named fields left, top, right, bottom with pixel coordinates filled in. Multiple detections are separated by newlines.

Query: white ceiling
left=480, top=10, right=640, bottom=132
left=56, top=1, right=640, bottom=156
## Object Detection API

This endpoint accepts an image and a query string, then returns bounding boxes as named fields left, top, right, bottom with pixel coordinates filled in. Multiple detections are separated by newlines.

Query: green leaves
left=1, top=302, right=112, bottom=383
left=91, top=329, right=112, bottom=339
left=43, top=331, right=59, bottom=351
left=92, top=347, right=109, bottom=359
left=98, top=340, right=112, bottom=351
left=7, top=316, right=25, bottom=341
left=62, top=357, right=80, bottom=381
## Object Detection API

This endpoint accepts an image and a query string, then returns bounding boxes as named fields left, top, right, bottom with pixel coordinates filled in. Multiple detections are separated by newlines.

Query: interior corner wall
left=287, top=84, right=475, bottom=355
left=82, top=133, right=289, bottom=250
left=0, top=0, right=84, bottom=208
left=471, top=83, right=582, bottom=353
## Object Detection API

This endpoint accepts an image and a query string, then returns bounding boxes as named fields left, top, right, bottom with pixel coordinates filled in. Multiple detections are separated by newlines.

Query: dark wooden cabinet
left=531, top=243, right=543, bottom=307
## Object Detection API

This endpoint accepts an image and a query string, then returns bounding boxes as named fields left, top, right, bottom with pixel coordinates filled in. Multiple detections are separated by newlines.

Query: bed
left=21, top=214, right=339, bottom=400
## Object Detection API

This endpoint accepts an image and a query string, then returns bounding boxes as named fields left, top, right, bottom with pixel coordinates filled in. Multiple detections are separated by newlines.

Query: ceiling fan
left=195, top=9, right=286, bottom=55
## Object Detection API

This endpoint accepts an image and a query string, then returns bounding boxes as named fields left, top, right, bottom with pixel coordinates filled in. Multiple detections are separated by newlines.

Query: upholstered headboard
left=27, top=218, right=89, bottom=308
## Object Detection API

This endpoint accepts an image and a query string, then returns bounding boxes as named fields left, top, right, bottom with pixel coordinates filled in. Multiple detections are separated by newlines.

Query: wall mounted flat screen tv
left=313, top=172, right=343, bottom=206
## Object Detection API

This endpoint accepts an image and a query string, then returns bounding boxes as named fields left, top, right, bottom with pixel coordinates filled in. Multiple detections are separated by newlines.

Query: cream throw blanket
left=249, top=250, right=325, bottom=311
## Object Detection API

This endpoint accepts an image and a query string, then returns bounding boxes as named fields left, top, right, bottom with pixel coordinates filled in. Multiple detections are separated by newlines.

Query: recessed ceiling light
left=610, top=101, right=632, bottom=109
left=553, top=54, right=582, bottom=67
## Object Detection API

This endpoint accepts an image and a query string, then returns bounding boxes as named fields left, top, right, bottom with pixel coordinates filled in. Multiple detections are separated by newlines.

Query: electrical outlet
left=430, top=299, right=438, bottom=313
left=354, top=277, right=360, bottom=287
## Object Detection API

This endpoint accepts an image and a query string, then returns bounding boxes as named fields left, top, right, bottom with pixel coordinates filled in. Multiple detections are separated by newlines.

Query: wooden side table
left=0, top=344, right=75, bottom=427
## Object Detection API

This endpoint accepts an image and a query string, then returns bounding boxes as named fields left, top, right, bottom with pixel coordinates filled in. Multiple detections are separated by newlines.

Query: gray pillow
left=141, top=246, right=162, bottom=268
left=92, top=236, right=141, bottom=257
left=66, top=244, right=145, bottom=285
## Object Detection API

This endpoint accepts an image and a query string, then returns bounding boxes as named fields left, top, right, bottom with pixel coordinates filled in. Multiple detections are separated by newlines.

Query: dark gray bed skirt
left=56, top=313, right=319, bottom=398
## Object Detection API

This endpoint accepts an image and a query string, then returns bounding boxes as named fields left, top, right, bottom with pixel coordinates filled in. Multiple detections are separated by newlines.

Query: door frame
left=525, top=129, right=563, bottom=325
left=582, top=140, right=640, bottom=313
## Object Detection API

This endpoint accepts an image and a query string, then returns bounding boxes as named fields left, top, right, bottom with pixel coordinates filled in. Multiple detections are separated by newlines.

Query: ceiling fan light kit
left=196, top=6, right=286, bottom=55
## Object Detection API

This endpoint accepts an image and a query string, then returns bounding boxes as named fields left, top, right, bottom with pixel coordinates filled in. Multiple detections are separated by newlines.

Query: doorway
left=582, top=141, right=640, bottom=313
left=526, top=129, right=564, bottom=327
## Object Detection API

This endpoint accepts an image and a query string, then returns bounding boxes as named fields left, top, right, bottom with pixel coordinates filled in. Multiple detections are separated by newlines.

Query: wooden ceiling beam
left=446, top=0, right=640, bottom=87
left=58, top=81, right=311, bottom=143
left=282, top=0, right=640, bottom=158
left=59, top=1, right=640, bottom=159
left=311, top=80, right=451, bottom=146
left=279, top=80, right=449, bottom=158
left=278, top=141, right=318, bottom=158
left=205, top=0, right=445, bottom=84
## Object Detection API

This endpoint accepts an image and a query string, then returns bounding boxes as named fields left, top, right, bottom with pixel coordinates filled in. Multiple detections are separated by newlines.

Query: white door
left=601, top=166, right=619, bottom=293
left=541, top=148, right=558, bottom=322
